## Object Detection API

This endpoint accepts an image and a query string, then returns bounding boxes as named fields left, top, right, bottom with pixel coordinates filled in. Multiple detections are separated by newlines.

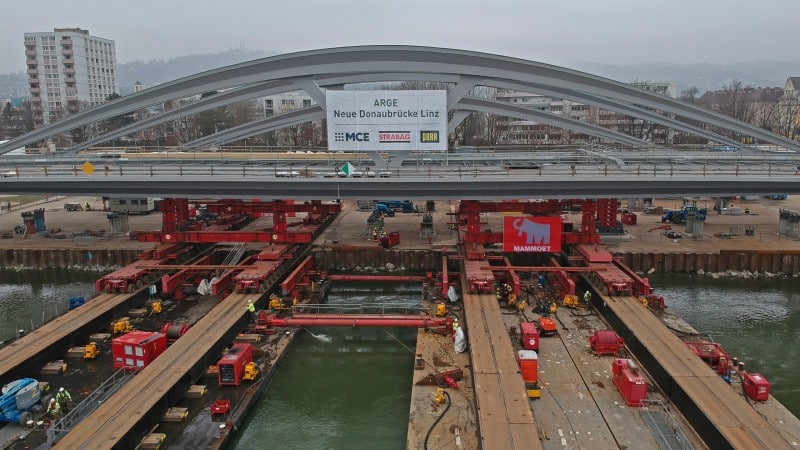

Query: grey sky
left=3, top=0, right=798, bottom=74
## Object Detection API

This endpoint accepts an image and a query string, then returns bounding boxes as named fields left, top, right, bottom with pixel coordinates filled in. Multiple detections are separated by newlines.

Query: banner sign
left=503, top=216, right=563, bottom=252
left=326, top=90, right=447, bottom=151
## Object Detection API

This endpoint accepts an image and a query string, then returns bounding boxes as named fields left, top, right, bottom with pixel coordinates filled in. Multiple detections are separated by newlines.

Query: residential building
left=494, top=81, right=678, bottom=146
left=24, top=28, right=118, bottom=125
left=262, top=91, right=314, bottom=116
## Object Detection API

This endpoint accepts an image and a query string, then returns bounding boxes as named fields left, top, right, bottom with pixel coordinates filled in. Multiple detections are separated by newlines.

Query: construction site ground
left=1, top=196, right=799, bottom=255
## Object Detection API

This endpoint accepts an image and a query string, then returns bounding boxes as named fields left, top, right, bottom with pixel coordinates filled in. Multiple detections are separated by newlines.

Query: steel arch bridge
left=2, top=45, right=799, bottom=160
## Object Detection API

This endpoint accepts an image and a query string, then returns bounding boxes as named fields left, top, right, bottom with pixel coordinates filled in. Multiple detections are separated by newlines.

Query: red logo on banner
left=503, top=216, right=562, bottom=252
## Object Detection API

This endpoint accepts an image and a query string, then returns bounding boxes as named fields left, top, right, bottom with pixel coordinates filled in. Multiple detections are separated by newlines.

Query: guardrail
left=1, top=161, right=798, bottom=180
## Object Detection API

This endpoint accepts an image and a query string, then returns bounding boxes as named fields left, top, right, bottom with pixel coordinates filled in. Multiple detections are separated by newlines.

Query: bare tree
left=773, top=98, right=800, bottom=140
left=717, top=80, right=755, bottom=124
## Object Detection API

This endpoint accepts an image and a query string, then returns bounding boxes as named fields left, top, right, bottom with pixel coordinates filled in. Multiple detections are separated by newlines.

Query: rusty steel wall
left=619, top=250, right=800, bottom=273
left=312, top=248, right=442, bottom=272
left=0, top=248, right=141, bottom=269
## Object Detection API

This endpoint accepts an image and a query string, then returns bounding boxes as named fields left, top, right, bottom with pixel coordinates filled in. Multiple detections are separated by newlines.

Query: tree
left=717, top=80, right=755, bottom=124
left=680, top=87, right=699, bottom=104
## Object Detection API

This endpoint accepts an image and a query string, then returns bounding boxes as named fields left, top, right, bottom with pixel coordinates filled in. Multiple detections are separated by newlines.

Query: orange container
left=517, top=350, right=538, bottom=385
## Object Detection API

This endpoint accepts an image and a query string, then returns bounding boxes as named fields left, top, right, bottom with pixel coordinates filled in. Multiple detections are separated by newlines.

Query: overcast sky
left=3, top=0, right=798, bottom=74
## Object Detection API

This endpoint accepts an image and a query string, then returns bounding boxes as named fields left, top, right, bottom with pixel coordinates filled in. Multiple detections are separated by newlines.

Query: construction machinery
left=538, top=317, right=558, bottom=336
left=434, top=388, right=447, bottom=406
left=662, top=205, right=708, bottom=224
left=84, top=342, right=99, bottom=360
left=0, top=378, right=42, bottom=425
left=111, top=317, right=133, bottom=334
left=562, top=294, right=582, bottom=309
left=435, top=302, right=447, bottom=317
left=242, top=362, right=259, bottom=381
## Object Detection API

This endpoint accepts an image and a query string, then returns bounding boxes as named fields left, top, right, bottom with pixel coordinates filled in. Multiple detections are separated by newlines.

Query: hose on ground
left=424, top=391, right=451, bottom=450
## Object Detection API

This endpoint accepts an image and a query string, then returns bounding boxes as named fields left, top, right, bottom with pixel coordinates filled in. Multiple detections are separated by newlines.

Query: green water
left=649, top=274, right=800, bottom=418
left=231, top=282, right=420, bottom=450
left=0, top=269, right=100, bottom=343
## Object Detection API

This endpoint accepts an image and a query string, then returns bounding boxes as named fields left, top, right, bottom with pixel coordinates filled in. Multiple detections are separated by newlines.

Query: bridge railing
left=1, top=161, right=799, bottom=180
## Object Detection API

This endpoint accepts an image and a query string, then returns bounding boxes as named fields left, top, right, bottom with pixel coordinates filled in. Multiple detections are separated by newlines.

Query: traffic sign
left=341, top=162, right=355, bottom=177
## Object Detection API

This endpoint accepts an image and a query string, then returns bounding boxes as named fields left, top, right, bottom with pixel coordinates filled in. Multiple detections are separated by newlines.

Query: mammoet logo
left=503, top=216, right=562, bottom=252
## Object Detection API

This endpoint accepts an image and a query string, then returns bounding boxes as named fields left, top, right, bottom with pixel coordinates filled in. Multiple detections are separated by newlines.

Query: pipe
left=266, top=313, right=449, bottom=329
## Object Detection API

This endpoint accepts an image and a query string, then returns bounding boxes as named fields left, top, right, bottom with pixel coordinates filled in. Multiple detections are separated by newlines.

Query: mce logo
left=334, top=132, right=370, bottom=142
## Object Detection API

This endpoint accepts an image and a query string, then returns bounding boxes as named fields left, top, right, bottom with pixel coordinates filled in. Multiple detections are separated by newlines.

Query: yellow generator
left=435, top=302, right=447, bottom=317
left=243, top=362, right=259, bottom=381
left=111, top=318, right=133, bottom=334
left=563, top=294, right=581, bottom=309
left=84, top=342, right=99, bottom=360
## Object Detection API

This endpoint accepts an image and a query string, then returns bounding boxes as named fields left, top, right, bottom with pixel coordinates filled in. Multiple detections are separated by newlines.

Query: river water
left=231, top=282, right=420, bottom=450
left=0, top=269, right=99, bottom=343
left=648, top=274, right=800, bottom=418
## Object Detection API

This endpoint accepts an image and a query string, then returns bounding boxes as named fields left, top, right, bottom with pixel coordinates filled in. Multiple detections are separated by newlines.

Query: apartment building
left=24, top=28, right=118, bottom=125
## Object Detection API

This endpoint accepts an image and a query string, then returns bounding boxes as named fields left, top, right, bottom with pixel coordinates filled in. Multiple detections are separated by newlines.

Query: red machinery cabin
left=520, top=322, right=539, bottom=351
left=517, top=350, right=538, bottom=386
left=612, top=358, right=648, bottom=406
left=742, top=372, right=770, bottom=402
left=538, top=317, right=557, bottom=337
left=112, top=331, right=167, bottom=369
left=218, top=343, right=254, bottom=386
left=589, top=330, right=625, bottom=356
left=379, top=232, right=400, bottom=249
left=684, top=340, right=730, bottom=375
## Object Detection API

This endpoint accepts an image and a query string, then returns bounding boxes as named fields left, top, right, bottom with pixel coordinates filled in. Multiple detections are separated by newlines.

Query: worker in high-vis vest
left=247, top=299, right=256, bottom=322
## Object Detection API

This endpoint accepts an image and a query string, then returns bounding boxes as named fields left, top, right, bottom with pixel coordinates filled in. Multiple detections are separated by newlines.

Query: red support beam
left=266, top=314, right=451, bottom=331
left=160, top=255, right=212, bottom=293
left=281, top=255, right=315, bottom=296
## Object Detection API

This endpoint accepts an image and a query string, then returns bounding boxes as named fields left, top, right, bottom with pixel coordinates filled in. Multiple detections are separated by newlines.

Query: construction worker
left=47, top=398, right=61, bottom=418
left=56, top=387, right=72, bottom=413
left=247, top=299, right=256, bottom=322
left=583, top=290, right=591, bottom=303
left=452, top=318, right=459, bottom=337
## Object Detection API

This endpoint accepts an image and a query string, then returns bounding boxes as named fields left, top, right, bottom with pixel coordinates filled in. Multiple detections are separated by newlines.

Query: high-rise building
left=24, top=28, right=118, bottom=125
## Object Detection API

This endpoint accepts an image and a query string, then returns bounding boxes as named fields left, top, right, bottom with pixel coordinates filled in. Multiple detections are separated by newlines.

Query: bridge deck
left=56, top=292, right=259, bottom=449
left=0, top=293, right=131, bottom=384
left=605, top=294, right=793, bottom=449
left=463, top=289, right=541, bottom=450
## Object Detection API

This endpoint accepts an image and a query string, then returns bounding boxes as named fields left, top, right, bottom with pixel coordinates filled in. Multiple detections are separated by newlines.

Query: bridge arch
left=2, top=45, right=797, bottom=154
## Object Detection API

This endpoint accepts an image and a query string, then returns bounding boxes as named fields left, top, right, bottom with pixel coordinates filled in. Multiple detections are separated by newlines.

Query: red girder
left=202, top=199, right=341, bottom=215
left=614, top=260, right=652, bottom=297
left=160, top=255, right=212, bottom=293
left=281, top=255, right=315, bottom=296
left=548, top=257, right=576, bottom=296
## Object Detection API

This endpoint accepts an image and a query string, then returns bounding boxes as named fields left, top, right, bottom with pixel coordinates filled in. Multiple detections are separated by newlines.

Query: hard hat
left=50, top=398, right=56, bottom=403
left=59, top=387, right=64, bottom=392
left=247, top=299, right=252, bottom=303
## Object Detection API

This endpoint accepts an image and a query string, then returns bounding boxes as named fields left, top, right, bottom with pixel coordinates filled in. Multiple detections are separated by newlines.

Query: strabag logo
left=378, top=131, right=411, bottom=143
left=334, top=132, right=370, bottom=142
left=503, top=216, right=562, bottom=252
left=420, top=130, right=439, bottom=143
